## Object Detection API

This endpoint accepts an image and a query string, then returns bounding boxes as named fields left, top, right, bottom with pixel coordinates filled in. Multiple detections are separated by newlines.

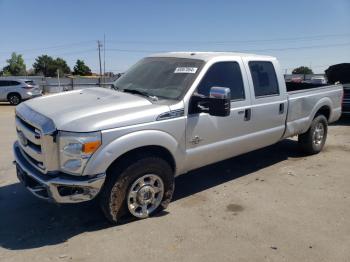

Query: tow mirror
left=192, top=87, right=231, bottom=117
left=208, top=87, right=231, bottom=117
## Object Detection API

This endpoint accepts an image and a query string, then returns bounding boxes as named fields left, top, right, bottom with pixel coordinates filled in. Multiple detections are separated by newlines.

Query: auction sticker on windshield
left=174, top=67, right=198, bottom=74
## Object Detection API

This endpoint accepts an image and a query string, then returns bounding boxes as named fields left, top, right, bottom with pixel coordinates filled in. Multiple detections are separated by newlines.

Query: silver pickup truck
left=13, top=52, right=343, bottom=223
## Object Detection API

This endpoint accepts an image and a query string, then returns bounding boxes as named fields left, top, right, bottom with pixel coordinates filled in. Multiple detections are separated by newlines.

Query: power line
left=23, top=49, right=96, bottom=61
left=106, top=48, right=169, bottom=53
left=0, top=40, right=95, bottom=54
left=105, top=41, right=350, bottom=54
left=240, top=42, right=350, bottom=52
left=2, top=33, right=349, bottom=58
left=107, top=33, right=350, bottom=45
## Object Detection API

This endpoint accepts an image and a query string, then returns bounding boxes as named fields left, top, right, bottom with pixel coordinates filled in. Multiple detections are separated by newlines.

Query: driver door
left=184, top=60, right=253, bottom=172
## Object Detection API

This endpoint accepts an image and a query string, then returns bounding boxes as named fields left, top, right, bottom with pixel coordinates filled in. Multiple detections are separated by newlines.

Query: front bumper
left=13, top=141, right=106, bottom=203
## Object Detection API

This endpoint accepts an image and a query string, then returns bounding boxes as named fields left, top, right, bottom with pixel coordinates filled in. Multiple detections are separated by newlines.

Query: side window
left=9, top=81, right=20, bottom=86
left=249, top=61, right=279, bottom=97
left=197, top=62, right=245, bottom=101
left=0, top=81, right=11, bottom=87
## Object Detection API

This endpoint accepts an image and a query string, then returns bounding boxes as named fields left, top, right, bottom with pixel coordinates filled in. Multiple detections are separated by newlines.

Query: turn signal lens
left=82, top=141, right=101, bottom=154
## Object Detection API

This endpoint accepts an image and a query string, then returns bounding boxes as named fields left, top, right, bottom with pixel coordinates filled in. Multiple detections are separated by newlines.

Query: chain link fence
left=0, top=75, right=120, bottom=93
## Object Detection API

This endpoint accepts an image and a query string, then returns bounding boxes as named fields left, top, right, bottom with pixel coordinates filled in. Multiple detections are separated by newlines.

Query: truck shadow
left=173, top=138, right=302, bottom=201
left=0, top=139, right=303, bottom=250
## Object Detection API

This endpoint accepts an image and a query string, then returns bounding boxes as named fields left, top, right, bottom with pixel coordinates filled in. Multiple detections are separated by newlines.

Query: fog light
left=63, top=159, right=82, bottom=171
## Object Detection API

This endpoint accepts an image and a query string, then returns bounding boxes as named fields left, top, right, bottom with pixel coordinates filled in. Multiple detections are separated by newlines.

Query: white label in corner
left=174, top=67, right=198, bottom=74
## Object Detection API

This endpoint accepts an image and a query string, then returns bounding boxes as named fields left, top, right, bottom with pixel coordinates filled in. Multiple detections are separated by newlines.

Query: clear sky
left=0, top=0, right=349, bottom=74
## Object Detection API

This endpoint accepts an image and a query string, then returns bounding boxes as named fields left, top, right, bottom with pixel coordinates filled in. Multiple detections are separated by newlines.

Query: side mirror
left=208, top=87, right=231, bottom=117
left=191, top=87, right=231, bottom=117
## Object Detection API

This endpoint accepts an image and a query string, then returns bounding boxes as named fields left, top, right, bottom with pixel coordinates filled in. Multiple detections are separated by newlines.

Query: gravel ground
left=0, top=104, right=349, bottom=262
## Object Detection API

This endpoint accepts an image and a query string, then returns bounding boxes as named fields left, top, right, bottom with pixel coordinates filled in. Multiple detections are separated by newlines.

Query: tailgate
left=343, top=84, right=350, bottom=113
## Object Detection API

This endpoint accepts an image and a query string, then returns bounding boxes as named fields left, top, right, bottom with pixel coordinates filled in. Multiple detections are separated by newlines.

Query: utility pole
left=103, top=34, right=106, bottom=83
left=57, top=69, right=61, bottom=91
left=97, top=40, right=103, bottom=86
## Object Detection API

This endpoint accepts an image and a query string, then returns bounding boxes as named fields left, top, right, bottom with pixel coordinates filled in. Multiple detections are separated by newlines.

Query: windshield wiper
left=122, top=89, right=158, bottom=101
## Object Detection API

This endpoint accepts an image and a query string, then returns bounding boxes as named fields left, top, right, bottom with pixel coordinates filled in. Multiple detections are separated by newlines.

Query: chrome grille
left=15, top=103, right=59, bottom=174
left=16, top=115, right=46, bottom=171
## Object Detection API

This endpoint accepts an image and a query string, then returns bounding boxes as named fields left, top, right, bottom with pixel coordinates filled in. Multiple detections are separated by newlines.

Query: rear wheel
left=8, top=93, right=21, bottom=105
left=99, top=155, right=174, bottom=224
left=298, top=115, right=328, bottom=155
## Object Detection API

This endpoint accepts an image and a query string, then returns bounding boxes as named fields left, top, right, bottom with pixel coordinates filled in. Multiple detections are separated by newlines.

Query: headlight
left=58, top=131, right=101, bottom=175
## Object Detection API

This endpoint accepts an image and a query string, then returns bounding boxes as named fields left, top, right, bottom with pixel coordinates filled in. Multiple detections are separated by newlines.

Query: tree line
left=0, top=52, right=92, bottom=77
left=1, top=52, right=316, bottom=77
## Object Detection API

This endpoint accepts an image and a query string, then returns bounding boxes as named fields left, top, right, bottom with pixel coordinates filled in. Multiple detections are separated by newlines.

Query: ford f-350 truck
left=13, top=52, right=343, bottom=223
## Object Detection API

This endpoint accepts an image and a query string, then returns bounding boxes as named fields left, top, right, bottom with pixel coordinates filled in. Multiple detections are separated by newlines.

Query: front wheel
left=298, top=115, right=328, bottom=155
left=99, top=155, right=175, bottom=224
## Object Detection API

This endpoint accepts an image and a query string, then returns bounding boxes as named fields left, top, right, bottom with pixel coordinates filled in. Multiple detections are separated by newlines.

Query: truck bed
left=285, top=81, right=328, bottom=92
left=283, top=84, right=343, bottom=138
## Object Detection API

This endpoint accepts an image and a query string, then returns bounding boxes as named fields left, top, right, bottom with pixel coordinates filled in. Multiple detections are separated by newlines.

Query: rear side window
left=0, top=81, right=15, bottom=86
left=1, top=81, right=20, bottom=86
left=9, top=81, right=20, bottom=86
left=249, top=61, right=279, bottom=97
left=197, top=62, right=245, bottom=100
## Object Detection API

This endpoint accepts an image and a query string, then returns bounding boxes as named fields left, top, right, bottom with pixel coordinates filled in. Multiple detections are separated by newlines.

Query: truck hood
left=22, top=88, right=170, bottom=132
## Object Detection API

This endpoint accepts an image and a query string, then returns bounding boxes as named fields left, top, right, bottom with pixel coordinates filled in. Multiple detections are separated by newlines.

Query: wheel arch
left=106, top=145, right=176, bottom=175
left=7, top=92, right=22, bottom=100
left=83, top=130, right=182, bottom=177
left=310, top=97, right=332, bottom=122
left=314, top=105, right=330, bottom=121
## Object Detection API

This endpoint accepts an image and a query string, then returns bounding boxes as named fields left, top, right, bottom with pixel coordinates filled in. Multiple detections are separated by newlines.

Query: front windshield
left=113, top=57, right=204, bottom=100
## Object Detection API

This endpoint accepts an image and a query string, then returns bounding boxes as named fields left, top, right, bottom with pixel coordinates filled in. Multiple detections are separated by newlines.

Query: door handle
left=279, top=103, right=285, bottom=114
left=244, top=108, right=251, bottom=121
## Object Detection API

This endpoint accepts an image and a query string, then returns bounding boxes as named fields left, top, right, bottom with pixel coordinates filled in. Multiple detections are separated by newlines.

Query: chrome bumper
left=13, top=141, right=106, bottom=203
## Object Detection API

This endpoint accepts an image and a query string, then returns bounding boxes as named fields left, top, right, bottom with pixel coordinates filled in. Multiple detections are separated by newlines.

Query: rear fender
left=284, top=97, right=333, bottom=137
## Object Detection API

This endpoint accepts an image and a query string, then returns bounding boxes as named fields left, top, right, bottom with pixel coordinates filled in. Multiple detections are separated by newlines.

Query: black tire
left=8, top=93, right=21, bottom=105
left=99, top=154, right=174, bottom=224
left=298, top=115, right=328, bottom=155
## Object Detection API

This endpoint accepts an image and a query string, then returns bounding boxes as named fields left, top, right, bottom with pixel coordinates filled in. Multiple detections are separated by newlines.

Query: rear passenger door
left=243, top=59, right=287, bottom=146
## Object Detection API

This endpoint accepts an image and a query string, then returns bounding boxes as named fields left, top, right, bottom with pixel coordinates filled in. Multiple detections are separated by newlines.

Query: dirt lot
left=0, top=104, right=349, bottom=262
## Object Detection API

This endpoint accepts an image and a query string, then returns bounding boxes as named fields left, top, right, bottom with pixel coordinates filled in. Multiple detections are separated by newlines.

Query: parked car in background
left=342, top=83, right=350, bottom=114
left=290, top=76, right=303, bottom=83
left=310, top=76, right=327, bottom=85
left=0, top=79, right=42, bottom=105
left=325, top=63, right=350, bottom=115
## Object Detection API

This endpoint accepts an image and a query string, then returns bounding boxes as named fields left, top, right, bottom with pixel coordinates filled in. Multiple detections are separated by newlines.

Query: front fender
left=83, top=130, right=183, bottom=176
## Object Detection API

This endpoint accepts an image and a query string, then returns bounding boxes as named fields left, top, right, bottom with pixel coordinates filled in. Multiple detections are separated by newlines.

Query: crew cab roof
left=149, top=52, right=275, bottom=61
